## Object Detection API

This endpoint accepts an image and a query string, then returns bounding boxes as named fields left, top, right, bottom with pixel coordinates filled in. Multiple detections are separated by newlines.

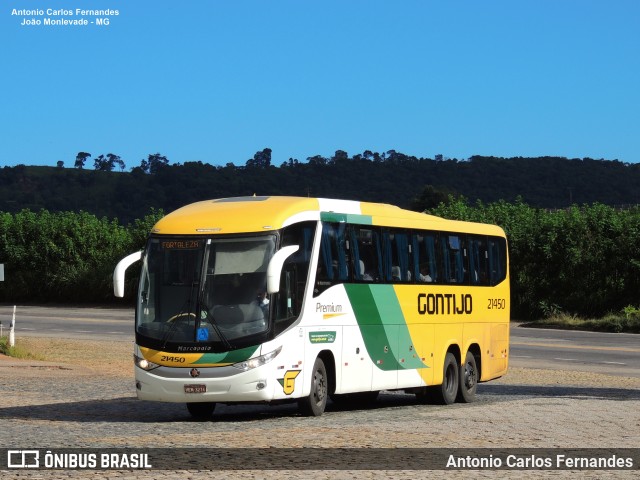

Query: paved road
left=0, top=304, right=133, bottom=340
left=3, top=304, right=639, bottom=377
left=510, top=326, right=640, bottom=377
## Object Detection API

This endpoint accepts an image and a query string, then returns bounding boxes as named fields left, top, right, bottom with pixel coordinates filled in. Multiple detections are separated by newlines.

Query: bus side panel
left=461, top=321, right=486, bottom=367
left=488, top=322, right=509, bottom=379
left=308, top=285, right=378, bottom=396
left=432, top=322, right=463, bottom=386
left=339, top=325, right=373, bottom=394
left=346, top=284, right=429, bottom=392
left=462, top=278, right=509, bottom=381
left=345, top=284, right=433, bottom=390
left=368, top=324, right=399, bottom=391
left=265, top=329, right=306, bottom=401
left=398, top=323, right=433, bottom=388
left=395, top=286, right=434, bottom=387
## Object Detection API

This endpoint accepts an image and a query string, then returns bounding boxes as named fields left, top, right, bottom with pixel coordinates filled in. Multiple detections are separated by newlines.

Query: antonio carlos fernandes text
left=11, top=9, right=120, bottom=16
left=447, top=454, right=634, bottom=469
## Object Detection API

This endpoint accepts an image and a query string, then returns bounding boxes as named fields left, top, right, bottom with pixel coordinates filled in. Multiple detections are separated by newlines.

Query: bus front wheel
left=298, top=357, right=328, bottom=416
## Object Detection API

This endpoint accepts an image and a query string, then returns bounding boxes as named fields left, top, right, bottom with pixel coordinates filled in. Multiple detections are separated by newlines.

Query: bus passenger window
left=381, top=231, right=411, bottom=282
left=352, top=227, right=381, bottom=282
left=442, top=235, right=467, bottom=284
left=394, top=232, right=411, bottom=282
left=416, top=233, right=438, bottom=282
left=468, top=236, right=489, bottom=285
left=314, top=222, right=349, bottom=295
left=488, top=237, right=507, bottom=285
left=349, top=228, right=364, bottom=281
left=410, top=234, right=420, bottom=282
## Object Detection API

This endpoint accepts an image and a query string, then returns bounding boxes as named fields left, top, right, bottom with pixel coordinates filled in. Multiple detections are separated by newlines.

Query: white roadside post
left=9, top=305, right=16, bottom=347
left=0, top=264, right=7, bottom=344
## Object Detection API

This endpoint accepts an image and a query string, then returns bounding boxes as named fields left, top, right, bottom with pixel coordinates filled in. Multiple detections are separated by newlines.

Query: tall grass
left=0, top=336, right=45, bottom=360
left=528, top=307, right=640, bottom=333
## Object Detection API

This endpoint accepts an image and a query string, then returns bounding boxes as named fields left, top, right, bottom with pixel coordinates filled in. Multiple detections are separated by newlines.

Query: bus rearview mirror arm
left=113, top=251, right=143, bottom=297
left=267, top=245, right=299, bottom=294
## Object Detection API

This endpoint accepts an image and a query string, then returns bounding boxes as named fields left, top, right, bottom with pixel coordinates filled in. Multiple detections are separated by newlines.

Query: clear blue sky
left=2, top=0, right=639, bottom=169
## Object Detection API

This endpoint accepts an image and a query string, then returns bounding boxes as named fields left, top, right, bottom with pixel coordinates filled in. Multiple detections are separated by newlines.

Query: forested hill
left=2, top=154, right=639, bottom=223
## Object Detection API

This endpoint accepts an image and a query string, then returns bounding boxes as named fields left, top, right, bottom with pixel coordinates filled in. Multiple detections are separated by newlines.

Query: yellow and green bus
left=114, top=196, right=509, bottom=418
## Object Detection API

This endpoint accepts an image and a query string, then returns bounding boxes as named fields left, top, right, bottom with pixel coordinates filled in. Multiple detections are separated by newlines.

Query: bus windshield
left=136, top=235, right=277, bottom=351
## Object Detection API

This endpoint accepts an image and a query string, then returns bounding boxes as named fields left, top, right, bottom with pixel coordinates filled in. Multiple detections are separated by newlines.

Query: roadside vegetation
left=0, top=336, right=45, bottom=360
left=0, top=209, right=163, bottom=303
left=0, top=197, right=638, bottom=332
left=526, top=306, right=640, bottom=333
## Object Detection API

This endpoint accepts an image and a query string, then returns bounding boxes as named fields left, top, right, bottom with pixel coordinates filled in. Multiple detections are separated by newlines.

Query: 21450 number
left=488, top=298, right=506, bottom=310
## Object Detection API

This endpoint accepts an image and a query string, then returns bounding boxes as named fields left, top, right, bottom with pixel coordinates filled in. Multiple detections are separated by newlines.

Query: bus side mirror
left=113, top=251, right=143, bottom=297
left=267, top=245, right=299, bottom=294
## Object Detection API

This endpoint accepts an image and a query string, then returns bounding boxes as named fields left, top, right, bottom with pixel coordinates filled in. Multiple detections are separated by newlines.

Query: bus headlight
left=134, top=354, right=160, bottom=371
left=232, top=346, right=282, bottom=372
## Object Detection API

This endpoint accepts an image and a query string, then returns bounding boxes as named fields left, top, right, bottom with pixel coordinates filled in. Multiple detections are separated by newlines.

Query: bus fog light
left=256, top=381, right=266, bottom=390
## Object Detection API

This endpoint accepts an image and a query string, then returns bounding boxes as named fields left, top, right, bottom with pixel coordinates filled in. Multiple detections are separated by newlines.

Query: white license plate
left=184, top=384, right=206, bottom=394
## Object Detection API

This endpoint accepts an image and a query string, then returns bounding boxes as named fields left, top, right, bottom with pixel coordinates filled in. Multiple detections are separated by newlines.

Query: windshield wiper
left=198, top=303, right=233, bottom=351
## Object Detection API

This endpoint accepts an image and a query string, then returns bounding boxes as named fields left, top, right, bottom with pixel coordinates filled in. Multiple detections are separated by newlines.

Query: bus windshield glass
left=136, top=235, right=277, bottom=351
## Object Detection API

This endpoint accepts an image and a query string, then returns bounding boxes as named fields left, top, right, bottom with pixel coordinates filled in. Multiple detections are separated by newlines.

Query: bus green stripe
left=344, top=284, right=426, bottom=371
left=320, top=212, right=372, bottom=225
left=193, top=345, right=259, bottom=365
left=344, top=284, right=401, bottom=371
left=370, top=285, right=426, bottom=370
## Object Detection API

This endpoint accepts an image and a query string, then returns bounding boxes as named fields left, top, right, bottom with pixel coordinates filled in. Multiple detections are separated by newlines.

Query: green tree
left=140, top=153, right=169, bottom=174
left=245, top=148, right=272, bottom=168
left=94, top=155, right=110, bottom=171
left=410, top=185, right=457, bottom=211
left=74, top=152, right=91, bottom=169
left=109, top=154, right=125, bottom=171
left=95, top=153, right=125, bottom=172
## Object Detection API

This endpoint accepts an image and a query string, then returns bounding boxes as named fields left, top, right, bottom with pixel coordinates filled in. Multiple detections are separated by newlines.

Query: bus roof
left=151, top=196, right=505, bottom=236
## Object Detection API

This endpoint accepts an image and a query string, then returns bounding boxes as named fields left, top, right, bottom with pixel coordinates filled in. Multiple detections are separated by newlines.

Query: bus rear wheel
left=457, top=351, right=478, bottom=403
left=186, top=402, right=215, bottom=420
left=298, top=357, right=328, bottom=416
left=433, top=352, right=459, bottom=405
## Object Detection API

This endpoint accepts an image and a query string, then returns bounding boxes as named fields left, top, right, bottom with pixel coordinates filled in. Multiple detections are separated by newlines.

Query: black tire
left=186, top=402, right=215, bottom=420
left=432, top=352, right=459, bottom=405
left=298, top=357, right=328, bottom=416
left=457, top=350, right=478, bottom=403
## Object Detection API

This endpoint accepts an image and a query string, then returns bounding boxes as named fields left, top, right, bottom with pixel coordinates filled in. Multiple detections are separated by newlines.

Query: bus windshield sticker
left=196, top=327, right=209, bottom=342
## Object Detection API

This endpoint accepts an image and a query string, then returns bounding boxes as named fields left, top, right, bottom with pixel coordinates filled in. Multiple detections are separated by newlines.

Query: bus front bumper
left=135, top=366, right=277, bottom=403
